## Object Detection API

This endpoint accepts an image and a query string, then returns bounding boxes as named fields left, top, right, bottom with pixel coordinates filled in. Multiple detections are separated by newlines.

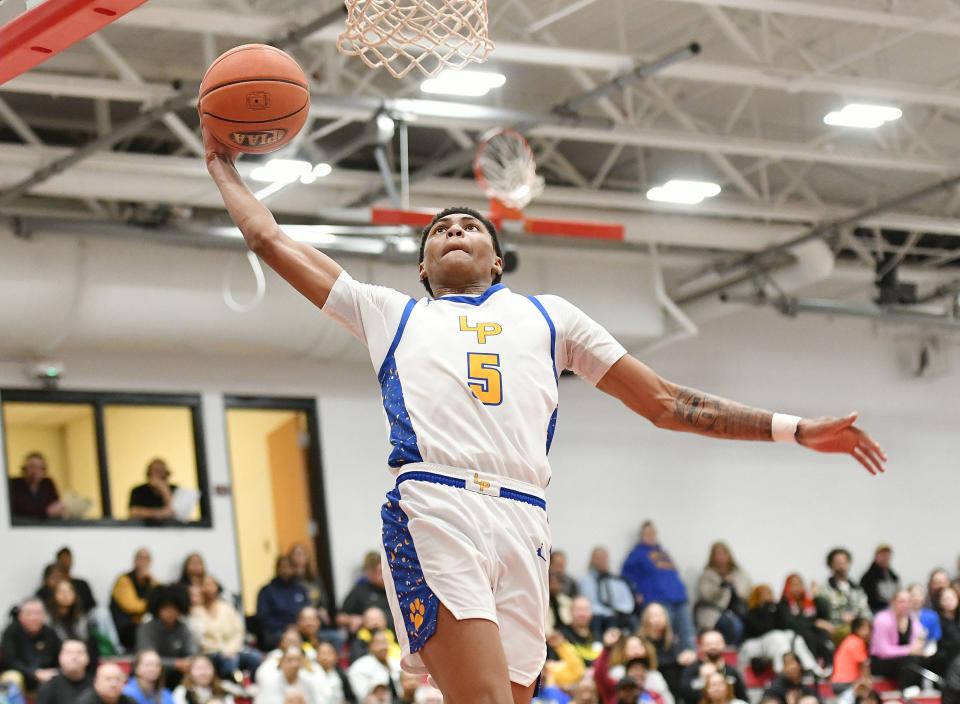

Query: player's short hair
left=418, top=206, right=503, bottom=296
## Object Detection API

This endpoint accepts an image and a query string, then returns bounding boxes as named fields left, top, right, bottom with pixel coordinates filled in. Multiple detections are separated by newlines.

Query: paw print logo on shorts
left=409, top=598, right=425, bottom=631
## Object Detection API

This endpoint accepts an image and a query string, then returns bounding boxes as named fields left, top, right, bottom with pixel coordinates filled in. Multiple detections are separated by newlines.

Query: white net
left=474, top=128, right=545, bottom=210
left=338, top=0, right=494, bottom=79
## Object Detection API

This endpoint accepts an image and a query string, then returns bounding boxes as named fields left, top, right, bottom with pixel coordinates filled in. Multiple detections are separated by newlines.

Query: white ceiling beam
left=0, top=75, right=949, bottom=174
left=659, top=0, right=960, bottom=39
left=2, top=143, right=959, bottom=238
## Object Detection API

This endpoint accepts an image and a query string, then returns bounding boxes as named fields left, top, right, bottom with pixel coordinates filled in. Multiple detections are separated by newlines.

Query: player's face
left=419, top=213, right=502, bottom=294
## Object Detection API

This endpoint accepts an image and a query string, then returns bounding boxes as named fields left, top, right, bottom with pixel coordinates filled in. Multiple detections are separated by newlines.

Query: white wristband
left=772, top=413, right=801, bottom=443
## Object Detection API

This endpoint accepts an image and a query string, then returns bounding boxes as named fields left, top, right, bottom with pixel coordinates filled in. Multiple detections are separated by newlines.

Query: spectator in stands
left=178, top=554, right=208, bottom=592
left=0, top=674, right=26, bottom=704
left=346, top=609, right=401, bottom=665
left=128, top=459, right=178, bottom=522
left=122, top=651, right=174, bottom=704
left=257, top=556, right=310, bottom=650
left=171, top=655, right=235, bottom=704
left=832, top=617, right=872, bottom=686
left=638, top=602, right=696, bottom=697
left=55, top=547, right=97, bottom=612
left=869, top=588, right=924, bottom=689
left=580, top=546, right=636, bottom=632
left=257, top=628, right=303, bottom=673
left=700, top=670, right=748, bottom=704
left=287, top=545, right=330, bottom=618
left=932, top=586, right=960, bottom=676
left=943, top=651, right=960, bottom=704
left=695, top=542, right=750, bottom=646
left=36, top=563, right=67, bottom=606
left=741, top=584, right=823, bottom=677
left=255, top=646, right=329, bottom=704
left=611, top=661, right=664, bottom=704
left=316, top=640, right=355, bottom=704
left=549, top=570, right=574, bottom=631
left=338, top=553, right=390, bottom=635
left=543, top=630, right=586, bottom=690
left=559, top=596, right=602, bottom=666
left=551, top=550, right=579, bottom=599
left=574, top=677, right=600, bottom=704
left=0, top=597, right=62, bottom=692
left=593, top=629, right=673, bottom=704
left=8, top=451, right=64, bottom=519
left=761, top=653, right=816, bottom=704
left=679, top=631, right=747, bottom=704
left=192, top=574, right=261, bottom=682
left=908, top=583, right=940, bottom=644
left=860, top=546, right=900, bottom=614
left=929, top=569, right=951, bottom=606
left=296, top=607, right=323, bottom=661
left=347, top=631, right=399, bottom=703
left=622, top=521, right=695, bottom=651
left=111, top=547, right=158, bottom=651
left=818, top=548, right=871, bottom=643
left=77, top=662, right=136, bottom=704
left=778, top=574, right=834, bottom=664
left=136, top=585, right=198, bottom=687
left=46, top=578, right=98, bottom=669
left=36, top=638, right=92, bottom=704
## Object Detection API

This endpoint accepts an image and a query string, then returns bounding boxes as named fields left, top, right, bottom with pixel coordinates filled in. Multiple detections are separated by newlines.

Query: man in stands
left=861, top=545, right=901, bottom=613
left=136, top=585, right=197, bottom=687
left=818, top=548, right=870, bottom=641
left=339, top=552, right=391, bottom=635
left=580, top=546, right=636, bottom=633
left=128, top=458, right=178, bottom=522
left=679, top=631, right=747, bottom=704
left=76, top=663, right=135, bottom=704
left=257, top=555, right=310, bottom=650
left=36, top=638, right=92, bottom=703
left=622, top=521, right=695, bottom=650
left=348, top=630, right=399, bottom=702
left=550, top=550, right=579, bottom=599
left=0, top=598, right=62, bottom=692
left=110, top=547, right=158, bottom=651
left=55, top=547, right=97, bottom=613
left=8, top=452, right=64, bottom=520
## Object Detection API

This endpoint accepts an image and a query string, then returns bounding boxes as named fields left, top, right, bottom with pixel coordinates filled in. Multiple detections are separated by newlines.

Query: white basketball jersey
left=323, top=271, right=626, bottom=489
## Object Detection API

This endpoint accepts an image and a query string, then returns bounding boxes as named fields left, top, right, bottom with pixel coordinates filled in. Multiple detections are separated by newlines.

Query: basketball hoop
left=337, top=0, right=494, bottom=79
left=474, top=128, right=545, bottom=212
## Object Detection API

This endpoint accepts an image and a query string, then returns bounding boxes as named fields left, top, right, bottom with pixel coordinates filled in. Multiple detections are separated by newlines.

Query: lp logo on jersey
left=459, top=316, right=502, bottom=344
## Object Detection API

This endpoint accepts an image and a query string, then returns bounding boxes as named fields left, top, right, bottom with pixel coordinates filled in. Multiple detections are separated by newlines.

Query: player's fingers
left=852, top=448, right=877, bottom=476
left=862, top=445, right=886, bottom=473
left=864, top=434, right=887, bottom=461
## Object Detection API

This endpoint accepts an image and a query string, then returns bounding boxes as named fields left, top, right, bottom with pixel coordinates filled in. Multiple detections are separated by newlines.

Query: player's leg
left=419, top=603, right=515, bottom=704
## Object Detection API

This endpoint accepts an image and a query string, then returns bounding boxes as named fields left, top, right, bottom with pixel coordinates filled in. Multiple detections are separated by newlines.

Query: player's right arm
left=203, top=127, right=342, bottom=308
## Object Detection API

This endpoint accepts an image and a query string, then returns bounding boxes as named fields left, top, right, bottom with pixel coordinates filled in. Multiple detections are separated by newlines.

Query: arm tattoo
left=672, top=387, right=773, bottom=441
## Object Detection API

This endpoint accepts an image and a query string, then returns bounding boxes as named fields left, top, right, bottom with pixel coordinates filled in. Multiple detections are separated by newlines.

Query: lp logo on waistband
left=459, top=316, right=502, bottom=344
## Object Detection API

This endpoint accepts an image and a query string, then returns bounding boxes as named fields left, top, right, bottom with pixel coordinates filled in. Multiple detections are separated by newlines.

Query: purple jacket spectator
left=870, top=608, right=921, bottom=659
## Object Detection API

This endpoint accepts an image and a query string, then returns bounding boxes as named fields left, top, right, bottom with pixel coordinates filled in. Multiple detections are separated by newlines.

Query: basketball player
left=203, top=128, right=885, bottom=704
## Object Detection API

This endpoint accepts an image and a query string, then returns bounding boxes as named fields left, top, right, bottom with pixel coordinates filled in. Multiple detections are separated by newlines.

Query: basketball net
left=338, top=0, right=494, bottom=79
left=474, top=128, right=545, bottom=214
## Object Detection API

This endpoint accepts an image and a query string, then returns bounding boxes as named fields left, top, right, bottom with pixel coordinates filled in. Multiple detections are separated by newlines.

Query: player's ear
left=492, top=256, right=503, bottom=277
left=418, top=261, right=427, bottom=281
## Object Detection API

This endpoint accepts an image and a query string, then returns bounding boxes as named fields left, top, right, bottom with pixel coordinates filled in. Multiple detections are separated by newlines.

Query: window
left=1, top=389, right=210, bottom=527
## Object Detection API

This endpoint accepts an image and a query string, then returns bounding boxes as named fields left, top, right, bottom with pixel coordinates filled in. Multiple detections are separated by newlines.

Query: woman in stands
left=172, top=655, right=235, bottom=704
left=123, top=650, right=174, bottom=704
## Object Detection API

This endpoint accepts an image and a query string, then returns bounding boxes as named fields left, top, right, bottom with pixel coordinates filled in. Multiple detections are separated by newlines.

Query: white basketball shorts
left=380, top=462, right=551, bottom=687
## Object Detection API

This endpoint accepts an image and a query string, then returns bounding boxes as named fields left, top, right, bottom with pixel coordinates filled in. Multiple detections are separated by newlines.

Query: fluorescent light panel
left=421, top=69, right=506, bottom=97
left=824, top=103, right=902, bottom=128
left=646, top=179, right=721, bottom=205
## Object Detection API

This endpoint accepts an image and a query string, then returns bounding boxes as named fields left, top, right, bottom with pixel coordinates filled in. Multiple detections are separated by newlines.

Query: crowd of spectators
left=3, top=519, right=960, bottom=704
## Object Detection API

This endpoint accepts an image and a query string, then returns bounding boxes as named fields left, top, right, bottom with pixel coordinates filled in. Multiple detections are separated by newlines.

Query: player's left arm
left=595, top=354, right=887, bottom=475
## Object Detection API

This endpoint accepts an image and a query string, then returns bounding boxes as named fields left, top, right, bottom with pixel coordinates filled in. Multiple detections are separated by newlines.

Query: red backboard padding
left=0, top=0, right=149, bottom=85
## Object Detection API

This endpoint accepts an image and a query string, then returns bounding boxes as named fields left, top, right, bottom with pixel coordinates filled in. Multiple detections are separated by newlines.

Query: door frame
left=222, top=395, right=336, bottom=615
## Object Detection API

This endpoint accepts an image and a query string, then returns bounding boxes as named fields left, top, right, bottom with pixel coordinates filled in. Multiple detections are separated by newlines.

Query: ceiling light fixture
left=646, top=179, right=721, bottom=205
left=823, top=103, right=902, bottom=129
left=251, top=159, right=332, bottom=200
left=420, top=69, right=506, bottom=97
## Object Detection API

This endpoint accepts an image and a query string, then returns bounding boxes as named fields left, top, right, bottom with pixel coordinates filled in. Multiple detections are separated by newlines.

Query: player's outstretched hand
left=797, top=412, right=887, bottom=475
left=201, top=124, right=239, bottom=175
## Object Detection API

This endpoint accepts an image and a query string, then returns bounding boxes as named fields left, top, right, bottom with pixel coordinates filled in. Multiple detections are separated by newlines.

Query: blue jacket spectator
left=256, top=556, right=309, bottom=650
left=910, top=584, right=942, bottom=641
left=122, top=651, right=174, bottom=704
left=622, top=521, right=695, bottom=650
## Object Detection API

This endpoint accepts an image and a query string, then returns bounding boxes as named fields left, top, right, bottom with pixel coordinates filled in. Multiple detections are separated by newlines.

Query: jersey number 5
left=467, top=353, right=502, bottom=406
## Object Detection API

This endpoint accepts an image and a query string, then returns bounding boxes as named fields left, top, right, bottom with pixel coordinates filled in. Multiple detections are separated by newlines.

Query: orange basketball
left=199, top=44, right=310, bottom=155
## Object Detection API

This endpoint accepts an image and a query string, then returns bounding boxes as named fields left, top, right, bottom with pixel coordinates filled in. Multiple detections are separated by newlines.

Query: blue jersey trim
left=381, top=487, right=439, bottom=653
left=396, top=470, right=547, bottom=510
left=433, top=283, right=506, bottom=306
left=527, top=296, right=558, bottom=382
left=528, top=295, right=560, bottom=454
left=378, top=298, right=423, bottom=468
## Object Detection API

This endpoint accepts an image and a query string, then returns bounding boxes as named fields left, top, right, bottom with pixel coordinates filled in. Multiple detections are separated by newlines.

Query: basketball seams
left=201, top=103, right=309, bottom=125
left=199, top=77, right=309, bottom=100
